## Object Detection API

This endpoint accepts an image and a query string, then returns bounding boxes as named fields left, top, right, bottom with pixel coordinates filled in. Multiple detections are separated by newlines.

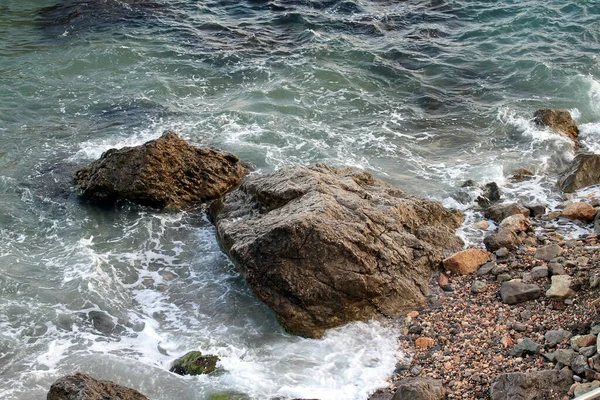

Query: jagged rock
left=47, top=373, right=148, bottom=400
left=477, top=262, right=496, bottom=275
left=484, top=203, right=530, bottom=223
left=510, top=169, right=534, bottom=181
left=553, top=349, right=577, bottom=367
left=572, top=355, right=589, bottom=375
left=546, top=275, right=574, bottom=300
left=499, top=214, right=531, bottom=234
left=170, top=351, right=219, bottom=376
left=562, top=202, right=597, bottom=222
left=500, top=281, right=542, bottom=305
left=476, top=182, right=502, bottom=208
left=443, top=249, right=490, bottom=275
left=525, top=203, right=547, bottom=218
left=74, top=131, right=249, bottom=209
left=483, top=230, right=520, bottom=252
left=533, top=109, right=579, bottom=143
left=392, top=377, right=445, bottom=400
left=211, top=164, right=464, bottom=338
left=509, top=338, right=541, bottom=357
left=558, top=153, right=600, bottom=193
left=489, top=369, right=573, bottom=400
left=534, top=244, right=562, bottom=261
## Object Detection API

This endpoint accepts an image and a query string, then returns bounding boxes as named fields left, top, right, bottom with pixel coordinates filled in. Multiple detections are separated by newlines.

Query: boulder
left=392, top=378, right=445, bottom=400
left=546, top=275, right=574, bottom=300
left=74, top=131, right=249, bottom=209
left=534, top=244, right=562, bottom=261
left=558, top=153, right=600, bottom=193
left=443, top=249, right=490, bottom=275
left=211, top=164, right=464, bottom=338
left=562, top=202, right=596, bottom=222
left=500, top=281, right=542, bottom=305
left=169, top=351, right=219, bottom=376
left=498, top=214, right=531, bottom=234
left=483, top=230, right=520, bottom=252
left=47, top=373, right=148, bottom=400
left=489, top=369, right=573, bottom=400
left=484, top=203, right=530, bottom=223
left=533, top=109, right=579, bottom=143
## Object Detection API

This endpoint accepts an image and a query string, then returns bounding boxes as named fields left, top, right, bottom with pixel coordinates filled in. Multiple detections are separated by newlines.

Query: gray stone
left=548, top=262, right=566, bottom=276
left=545, top=329, right=572, bottom=347
left=489, top=369, right=573, bottom=400
left=499, top=214, right=531, bottom=234
left=530, top=266, right=549, bottom=279
left=580, top=346, right=597, bottom=358
left=513, top=323, right=528, bottom=333
left=534, top=244, right=562, bottom=261
left=546, top=275, right=574, bottom=300
left=595, top=211, right=600, bottom=235
left=554, top=349, right=576, bottom=366
left=477, top=262, right=496, bottom=275
left=526, top=203, right=547, bottom=218
left=471, top=280, right=487, bottom=294
left=495, top=247, right=510, bottom=257
left=509, top=338, right=542, bottom=356
left=500, top=281, right=542, bottom=305
left=391, top=377, right=445, bottom=400
left=497, top=273, right=512, bottom=282
left=492, top=265, right=509, bottom=275
left=591, top=324, right=600, bottom=336
left=572, top=355, right=589, bottom=375
left=574, top=381, right=600, bottom=397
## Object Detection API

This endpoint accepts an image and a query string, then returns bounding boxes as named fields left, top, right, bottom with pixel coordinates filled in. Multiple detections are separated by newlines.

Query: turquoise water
left=0, top=0, right=599, bottom=399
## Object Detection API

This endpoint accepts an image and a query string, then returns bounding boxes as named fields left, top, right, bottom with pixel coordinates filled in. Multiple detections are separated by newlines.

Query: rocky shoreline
left=48, top=109, right=600, bottom=399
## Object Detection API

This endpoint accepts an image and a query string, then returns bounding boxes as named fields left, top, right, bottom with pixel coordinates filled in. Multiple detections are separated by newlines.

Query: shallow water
left=0, top=0, right=599, bottom=398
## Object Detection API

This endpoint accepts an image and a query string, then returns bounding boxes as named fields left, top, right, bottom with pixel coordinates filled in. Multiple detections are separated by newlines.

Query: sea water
left=0, top=0, right=599, bottom=398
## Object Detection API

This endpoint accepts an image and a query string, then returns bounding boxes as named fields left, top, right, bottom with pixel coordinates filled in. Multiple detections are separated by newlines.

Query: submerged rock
left=47, top=373, right=148, bottom=400
left=558, top=153, right=600, bottom=193
left=533, top=109, right=579, bottom=143
left=170, top=351, right=220, bottom=376
left=212, top=164, right=463, bottom=338
left=74, top=131, right=249, bottom=209
left=489, top=369, right=573, bottom=400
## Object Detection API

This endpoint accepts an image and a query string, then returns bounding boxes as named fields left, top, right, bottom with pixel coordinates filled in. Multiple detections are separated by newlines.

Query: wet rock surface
left=533, top=109, right=579, bottom=144
left=74, top=131, right=249, bottom=210
left=47, top=373, right=148, bottom=400
left=170, top=351, right=220, bottom=376
left=558, top=153, right=600, bottom=193
left=212, top=164, right=464, bottom=338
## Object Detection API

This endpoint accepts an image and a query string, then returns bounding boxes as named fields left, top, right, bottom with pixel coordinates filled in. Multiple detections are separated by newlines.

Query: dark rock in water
left=558, top=153, right=600, bottom=193
left=483, top=230, right=520, bottom=251
left=74, top=131, right=249, bottom=210
left=500, top=281, right=541, bottom=305
left=484, top=203, right=530, bottom=223
left=88, top=311, right=115, bottom=336
left=510, top=168, right=534, bottom=181
left=533, top=109, right=579, bottom=144
left=391, top=377, right=445, bottom=400
left=37, top=0, right=164, bottom=35
left=489, top=369, right=573, bottom=400
left=525, top=203, right=546, bottom=218
left=476, top=182, right=501, bottom=208
left=47, top=373, right=148, bottom=400
left=211, top=164, right=464, bottom=338
left=170, top=351, right=219, bottom=376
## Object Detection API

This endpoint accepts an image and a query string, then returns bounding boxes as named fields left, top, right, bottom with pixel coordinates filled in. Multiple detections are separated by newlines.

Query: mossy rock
left=169, top=351, right=219, bottom=376
left=207, top=392, right=250, bottom=400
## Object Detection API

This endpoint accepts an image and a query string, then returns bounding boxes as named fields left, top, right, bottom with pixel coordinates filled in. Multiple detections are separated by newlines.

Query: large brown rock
left=483, top=230, right=520, bottom=252
left=211, top=164, right=464, bottom=338
left=558, top=153, right=600, bottom=193
left=562, top=202, right=596, bottom=222
left=533, top=109, right=579, bottom=143
left=47, top=373, right=148, bottom=400
left=489, top=369, right=573, bottom=400
left=443, top=249, right=490, bottom=275
left=74, top=131, right=249, bottom=209
left=392, top=377, right=445, bottom=400
left=484, top=203, right=530, bottom=224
